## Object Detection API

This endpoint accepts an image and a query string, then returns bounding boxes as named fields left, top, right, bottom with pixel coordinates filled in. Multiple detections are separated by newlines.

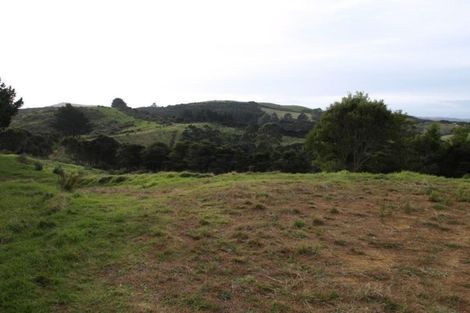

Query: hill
left=11, top=101, right=468, bottom=145
left=10, top=101, right=321, bottom=146
left=0, top=153, right=469, bottom=312
left=136, top=100, right=320, bottom=124
left=10, top=106, right=246, bottom=147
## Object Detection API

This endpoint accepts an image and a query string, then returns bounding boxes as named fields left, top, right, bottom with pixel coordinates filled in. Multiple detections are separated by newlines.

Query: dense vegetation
left=0, top=78, right=23, bottom=129
left=1, top=80, right=469, bottom=177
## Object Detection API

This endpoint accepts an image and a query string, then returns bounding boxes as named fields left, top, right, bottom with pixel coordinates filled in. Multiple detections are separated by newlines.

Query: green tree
left=306, top=92, right=408, bottom=172
left=440, top=127, right=470, bottom=177
left=52, top=103, right=91, bottom=136
left=111, top=98, right=128, bottom=110
left=409, top=123, right=446, bottom=175
left=116, top=144, right=144, bottom=170
left=0, top=78, right=23, bottom=129
left=297, top=112, right=309, bottom=121
left=450, top=125, right=470, bottom=145
left=142, top=142, right=170, bottom=171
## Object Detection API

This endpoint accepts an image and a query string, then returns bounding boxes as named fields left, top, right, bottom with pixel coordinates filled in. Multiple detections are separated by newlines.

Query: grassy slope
left=112, top=122, right=243, bottom=147
left=10, top=107, right=244, bottom=147
left=10, top=106, right=143, bottom=136
left=1, top=154, right=469, bottom=313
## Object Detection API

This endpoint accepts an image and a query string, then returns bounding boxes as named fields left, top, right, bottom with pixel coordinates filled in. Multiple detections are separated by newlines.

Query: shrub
left=293, top=220, right=305, bottom=228
left=296, top=245, right=320, bottom=256
left=253, top=203, right=267, bottom=211
left=428, top=190, right=443, bottom=203
left=456, top=187, right=470, bottom=202
left=17, top=154, right=29, bottom=164
left=57, top=171, right=82, bottom=192
left=0, top=129, right=53, bottom=156
left=52, top=165, right=64, bottom=176
left=34, top=162, right=43, bottom=171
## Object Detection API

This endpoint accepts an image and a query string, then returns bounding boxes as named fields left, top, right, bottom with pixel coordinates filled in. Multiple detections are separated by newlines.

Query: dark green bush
left=52, top=165, right=64, bottom=176
left=57, top=171, right=82, bottom=192
left=34, top=162, right=43, bottom=171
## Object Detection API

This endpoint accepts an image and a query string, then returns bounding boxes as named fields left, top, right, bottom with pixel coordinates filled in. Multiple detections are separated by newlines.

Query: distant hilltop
left=49, top=102, right=97, bottom=108
left=418, top=116, right=470, bottom=123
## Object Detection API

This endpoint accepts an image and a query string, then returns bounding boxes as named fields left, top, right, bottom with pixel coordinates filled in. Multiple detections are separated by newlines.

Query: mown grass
left=0, top=154, right=469, bottom=312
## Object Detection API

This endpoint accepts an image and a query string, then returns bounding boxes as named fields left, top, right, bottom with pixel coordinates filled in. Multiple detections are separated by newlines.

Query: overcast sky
left=1, top=0, right=470, bottom=117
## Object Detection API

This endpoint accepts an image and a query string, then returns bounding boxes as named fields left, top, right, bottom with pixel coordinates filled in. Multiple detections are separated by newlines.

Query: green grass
left=112, top=122, right=242, bottom=147
left=0, top=154, right=174, bottom=312
left=1, top=154, right=469, bottom=312
left=11, top=107, right=245, bottom=147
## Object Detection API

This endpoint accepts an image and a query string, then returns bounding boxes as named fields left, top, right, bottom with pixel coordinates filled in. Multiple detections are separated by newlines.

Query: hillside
left=1, top=154, right=469, bottom=312
left=11, top=101, right=467, bottom=146
left=136, top=101, right=320, bottom=123
left=10, top=101, right=318, bottom=146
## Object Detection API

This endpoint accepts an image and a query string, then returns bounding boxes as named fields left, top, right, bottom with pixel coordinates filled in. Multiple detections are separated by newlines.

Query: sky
left=1, top=0, right=470, bottom=118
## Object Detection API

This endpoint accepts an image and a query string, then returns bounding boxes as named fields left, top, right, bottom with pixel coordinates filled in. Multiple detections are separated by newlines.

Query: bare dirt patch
left=102, top=178, right=470, bottom=313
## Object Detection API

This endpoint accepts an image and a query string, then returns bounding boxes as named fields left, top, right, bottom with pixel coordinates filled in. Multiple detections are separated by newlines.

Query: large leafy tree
left=306, top=92, right=410, bottom=172
left=52, top=103, right=91, bottom=136
left=0, top=78, right=23, bottom=129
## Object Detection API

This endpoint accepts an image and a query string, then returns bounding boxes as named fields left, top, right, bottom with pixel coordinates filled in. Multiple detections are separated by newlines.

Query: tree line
left=306, top=92, right=470, bottom=177
left=1, top=79, right=469, bottom=177
left=60, top=125, right=312, bottom=173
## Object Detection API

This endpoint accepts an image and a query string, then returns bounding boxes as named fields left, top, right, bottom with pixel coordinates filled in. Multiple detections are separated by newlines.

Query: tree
left=306, top=92, right=408, bottom=172
left=142, top=142, right=170, bottom=171
left=282, top=113, right=294, bottom=121
left=0, top=129, right=53, bottom=156
left=52, top=103, right=91, bottom=136
left=257, top=113, right=271, bottom=125
left=297, top=112, right=309, bottom=121
left=111, top=98, right=128, bottom=110
left=409, top=123, right=445, bottom=175
left=116, top=144, right=144, bottom=170
left=270, top=113, right=279, bottom=122
left=273, top=144, right=313, bottom=173
left=82, top=135, right=120, bottom=168
left=0, top=78, right=23, bottom=129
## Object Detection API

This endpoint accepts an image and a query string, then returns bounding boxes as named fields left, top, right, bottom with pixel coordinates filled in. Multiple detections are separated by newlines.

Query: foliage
left=116, top=144, right=145, bottom=170
left=0, top=78, right=23, bottom=129
left=408, top=123, right=446, bottom=175
left=306, top=92, right=411, bottom=172
left=5, top=92, right=470, bottom=177
left=52, top=103, right=91, bottom=136
left=439, top=125, right=470, bottom=177
left=56, top=171, right=82, bottom=191
left=142, top=142, right=170, bottom=172
left=0, top=128, right=53, bottom=156
left=111, top=98, right=128, bottom=110
left=33, top=161, right=43, bottom=171
left=52, top=165, right=64, bottom=176
left=138, top=100, right=264, bottom=127
left=61, top=135, right=120, bottom=168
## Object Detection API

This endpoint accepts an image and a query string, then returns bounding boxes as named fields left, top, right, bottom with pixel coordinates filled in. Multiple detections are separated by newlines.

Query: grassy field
left=0, top=154, right=469, bottom=313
